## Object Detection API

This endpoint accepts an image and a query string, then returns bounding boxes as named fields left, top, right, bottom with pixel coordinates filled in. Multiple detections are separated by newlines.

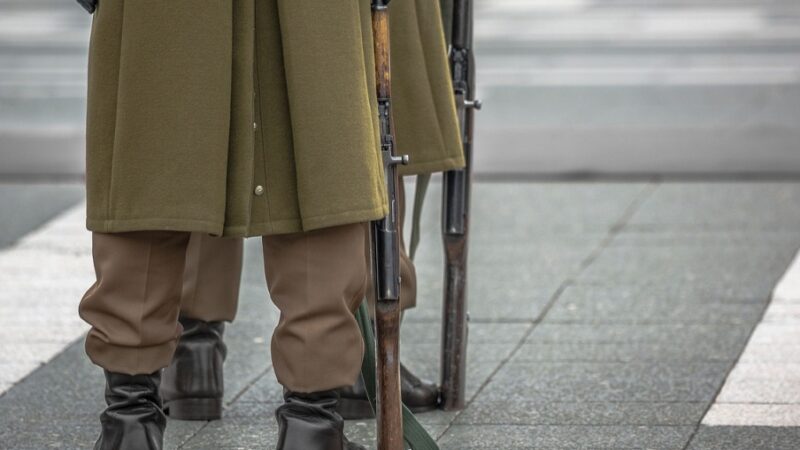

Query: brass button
left=253, top=122, right=258, bottom=130
left=254, top=185, right=264, bottom=196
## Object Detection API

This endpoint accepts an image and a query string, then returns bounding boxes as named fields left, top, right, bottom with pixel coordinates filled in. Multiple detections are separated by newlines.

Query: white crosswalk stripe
left=0, top=203, right=91, bottom=395
left=703, top=250, right=800, bottom=427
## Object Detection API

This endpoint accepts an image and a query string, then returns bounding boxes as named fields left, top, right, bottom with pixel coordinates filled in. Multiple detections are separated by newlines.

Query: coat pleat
left=85, top=0, right=462, bottom=237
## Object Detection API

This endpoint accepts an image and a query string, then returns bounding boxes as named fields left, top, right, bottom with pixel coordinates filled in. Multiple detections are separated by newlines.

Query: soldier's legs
left=80, top=231, right=190, bottom=450
left=80, top=231, right=191, bottom=375
left=180, top=232, right=243, bottom=322
left=263, top=223, right=367, bottom=393
left=264, top=223, right=368, bottom=450
left=342, top=180, right=436, bottom=419
left=161, top=233, right=244, bottom=420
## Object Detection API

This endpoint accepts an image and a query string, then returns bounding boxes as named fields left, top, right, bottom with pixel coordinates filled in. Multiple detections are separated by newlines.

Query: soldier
left=159, top=0, right=464, bottom=423
left=77, top=1, right=461, bottom=450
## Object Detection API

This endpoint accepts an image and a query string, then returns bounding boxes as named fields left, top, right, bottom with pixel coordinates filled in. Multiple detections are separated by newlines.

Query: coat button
left=254, top=185, right=264, bottom=196
left=253, top=122, right=258, bottom=130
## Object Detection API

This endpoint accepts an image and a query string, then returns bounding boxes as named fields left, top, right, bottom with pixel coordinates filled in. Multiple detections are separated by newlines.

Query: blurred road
left=0, top=0, right=90, bottom=177
left=1, top=0, right=800, bottom=177
left=473, top=0, right=800, bottom=176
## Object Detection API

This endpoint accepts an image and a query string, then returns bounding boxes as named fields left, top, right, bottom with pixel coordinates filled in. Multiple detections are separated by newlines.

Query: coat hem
left=300, top=204, right=388, bottom=233
left=88, top=204, right=388, bottom=238
left=399, top=155, right=465, bottom=177
left=87, top=217, right=223, bottom=236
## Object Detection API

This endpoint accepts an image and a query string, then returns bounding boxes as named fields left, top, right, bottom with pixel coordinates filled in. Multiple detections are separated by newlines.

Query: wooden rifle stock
left=440, top=0, right=480, bottom=412
left=371, top=1, right=408, bottom=448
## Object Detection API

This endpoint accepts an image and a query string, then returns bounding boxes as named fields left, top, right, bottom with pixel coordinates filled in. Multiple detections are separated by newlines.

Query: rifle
left=77, top=0, right=97, bottom=13
left=370, top=0, right=408, bottom=448
left=440, top=0, right=481, bottom=411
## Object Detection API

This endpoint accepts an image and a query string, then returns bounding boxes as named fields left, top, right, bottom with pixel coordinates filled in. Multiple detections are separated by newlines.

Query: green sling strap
left=355, top=302, right=440, bottom=450
left=408, top=174, right=432, bottom=261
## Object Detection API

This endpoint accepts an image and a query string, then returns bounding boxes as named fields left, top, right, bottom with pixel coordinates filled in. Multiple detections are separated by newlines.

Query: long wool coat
left=85, top=0, right=463, bottom=237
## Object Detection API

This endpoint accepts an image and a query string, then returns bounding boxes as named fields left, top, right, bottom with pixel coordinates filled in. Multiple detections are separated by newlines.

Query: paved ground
left=2, top=180, right=800, bottom=449
left=3, top=0, right=800, bottom=177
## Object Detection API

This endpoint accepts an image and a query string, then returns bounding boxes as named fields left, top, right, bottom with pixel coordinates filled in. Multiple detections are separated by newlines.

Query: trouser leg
left=79, top=231, right=191, bottom=375
left=263, top=223, right=368, bottom=393
left=180, top=232, right=243, bottom=322
left=366, top=180, right=417, bottom=315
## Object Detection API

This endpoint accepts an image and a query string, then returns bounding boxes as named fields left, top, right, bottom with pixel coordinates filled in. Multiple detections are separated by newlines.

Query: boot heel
left=165, top=398, right=223, bottom=421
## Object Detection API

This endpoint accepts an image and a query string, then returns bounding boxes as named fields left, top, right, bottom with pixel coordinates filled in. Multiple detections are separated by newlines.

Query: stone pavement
left=2, top=180, right=800, bottom=449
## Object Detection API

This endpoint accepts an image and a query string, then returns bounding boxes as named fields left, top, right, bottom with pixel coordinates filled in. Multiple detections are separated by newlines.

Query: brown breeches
left=79, top=224, right=368, bottom=392
left=177, top=183, right=417, bottom=323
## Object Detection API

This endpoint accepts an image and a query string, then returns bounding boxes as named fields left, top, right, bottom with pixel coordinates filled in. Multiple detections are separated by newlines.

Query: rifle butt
left=440, top=233, right=469, bottom=411
left=375, top=299, right=404, bottom=450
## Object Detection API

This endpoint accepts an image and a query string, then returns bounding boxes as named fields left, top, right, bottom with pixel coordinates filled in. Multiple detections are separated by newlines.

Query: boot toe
left=400, top=366, right=440, bottom=412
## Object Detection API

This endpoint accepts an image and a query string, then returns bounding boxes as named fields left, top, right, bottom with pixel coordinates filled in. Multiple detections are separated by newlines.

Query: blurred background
left=2, top=0, right=800, bottom=178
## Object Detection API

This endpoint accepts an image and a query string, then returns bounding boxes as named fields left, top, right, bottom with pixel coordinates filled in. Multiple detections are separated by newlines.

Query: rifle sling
left=408, top=174, right=432, bottom=261
left=356, top=302, right=440, bottom=450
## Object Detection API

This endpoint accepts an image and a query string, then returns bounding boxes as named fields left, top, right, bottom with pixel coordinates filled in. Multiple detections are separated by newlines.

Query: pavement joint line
left=178, top=362, right=275, bottom=446
left=435, top=181, right=659, bottom=442
left=223, top=366, right=273, bottom=409
left=177, top=353, right=274, bottom=447
left=177, top=422, right=207, bottom=450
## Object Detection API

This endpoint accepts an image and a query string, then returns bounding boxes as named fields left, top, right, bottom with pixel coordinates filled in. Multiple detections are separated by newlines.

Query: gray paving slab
left=179, top=417, right=280, bottom=450
left=410, top=261, right=565, bottom=322
left=687, top=425, right=800, bottom=450
left=455, top=400, right=707, bottom=426
left=628, top=183, right=800, bottom=231
left=399, top=322, right=530, bottom=347
left=469, top=183, right=649, bottom=239
left=0, top=183, right=84, bottom=248
left=517, top=323, right=752, bottom=396
left=611, top=230, right=800, bottom=249
left=0, top=343, right=101, bottom=419
left=476, top=362, right=729, bottom=403
left=515, top=341, right=743, bottom=363
left=577, top=244, right=794, bottom=295
left=526, top=323, right=752, bottom=347
left=411, top=183, right=647, bottom=247
left=437, top=424, right=694, bottom=449
left=403, top=343, right=523, bottom=401
left=457, top=275, right=562, bottom=322
left=546, top=285, right=767, bottom=324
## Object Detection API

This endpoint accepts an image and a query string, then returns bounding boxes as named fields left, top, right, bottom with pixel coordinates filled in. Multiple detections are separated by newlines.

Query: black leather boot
left=161, top=316, right=227, bottom=420
left=336, top=363, right=439, bottom=419
left=276, top=390, right=366, bottom=450
left=94, top=370, right=166, bottom=450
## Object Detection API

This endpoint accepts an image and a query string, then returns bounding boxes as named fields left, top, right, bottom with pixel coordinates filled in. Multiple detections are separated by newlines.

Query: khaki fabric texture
left=179, top=184, right=418, bottom=325
left=392, top=0, right=464, bottom=176
left=180, top=233, right=243, bottom=322
left=262, top=223, right=368, bottom=392
left=85, top=0, right=462, bottom=237
left=80, top=231, right=190, bottom=375
left=80, top=225, right=368, bottom=392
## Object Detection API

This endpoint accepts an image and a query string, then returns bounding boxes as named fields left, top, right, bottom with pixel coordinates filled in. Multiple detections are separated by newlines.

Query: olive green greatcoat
left=85, top=0, right=463, bottom=237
